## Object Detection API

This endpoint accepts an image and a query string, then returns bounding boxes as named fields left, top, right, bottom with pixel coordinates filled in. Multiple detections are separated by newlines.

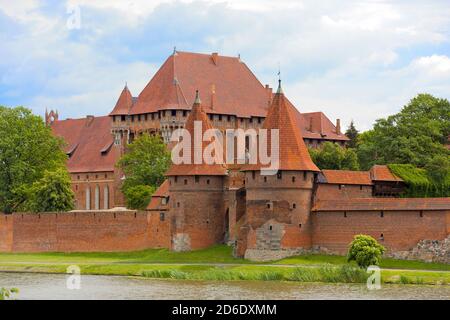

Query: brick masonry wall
left=0, top=211, right=171, bottom=253
left=0, top=215, right=13, bottom=252
left=311, top=210, right=450, bottom=254
left=168, top=175, right=226, bottom=251
left=314, top=184, right=373, bottom=200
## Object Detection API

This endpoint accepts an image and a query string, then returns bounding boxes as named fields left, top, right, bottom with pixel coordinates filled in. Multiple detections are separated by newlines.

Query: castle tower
left=238, top=80, right=320, bottom=258
left=166, top=91, right=228, bottom=251
left=108, top=85, right=135, bottom=208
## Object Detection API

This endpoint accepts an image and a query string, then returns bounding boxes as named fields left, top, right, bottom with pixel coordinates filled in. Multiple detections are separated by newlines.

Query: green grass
left=274, top=254, right=450, bottom=271
left=0, top=245, right=247, bottom=264
left=1, top=246, right=448, bottom=271
left=0, top=245, right=449, bottom=285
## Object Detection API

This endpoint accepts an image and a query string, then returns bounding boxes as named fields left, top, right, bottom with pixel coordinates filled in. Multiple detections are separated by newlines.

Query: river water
left=0, top=272, right=449, bottom=300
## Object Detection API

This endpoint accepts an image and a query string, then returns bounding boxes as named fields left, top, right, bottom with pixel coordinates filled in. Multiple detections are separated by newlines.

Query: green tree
left=123, top=185, right=156, bottom=210
left=26, top=169, right=75, bottom=212
left=0, top=106, right=68, bottom=213
left=356, top=94, right=450, bottom=170
left=345, top=120, right=359, bottom=149
left=347, top=235, right=385, bottom=268
left=424, top=154, right=450, bottom=184
left=309, top=142, right=359, bottom=170
left=117, top=133, right=171, bottom=209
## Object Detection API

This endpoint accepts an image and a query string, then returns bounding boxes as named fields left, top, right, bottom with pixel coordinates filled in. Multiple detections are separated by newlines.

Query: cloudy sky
left=1, top=0, right=449, bottom=130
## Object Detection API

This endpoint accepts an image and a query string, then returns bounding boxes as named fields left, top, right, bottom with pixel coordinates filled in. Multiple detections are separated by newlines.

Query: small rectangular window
left=277, top=172, right=282, bottom=180
left=160, top=212, right=165, bottom=221
left=195, top=176, right=200, bottom=183
left=172, top=110, right=176, bottom=117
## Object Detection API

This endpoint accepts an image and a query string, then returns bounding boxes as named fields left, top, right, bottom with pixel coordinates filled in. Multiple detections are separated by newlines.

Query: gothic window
left=95, top=185, right=100, bottom=210
left=103, top=186, right=109, bottom=209
left=85, top=187, right=91, bottom=210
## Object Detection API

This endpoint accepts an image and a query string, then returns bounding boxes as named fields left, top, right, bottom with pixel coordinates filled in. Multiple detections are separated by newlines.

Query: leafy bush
left=309, top=142, right=359, bottom=170
left=347, top=235, right=385, bottom=269
left=123, top=185, right=155, bottom=210
left=26, top=168, right=75, bottom=212
left=389, top=164, right=450, bottom=197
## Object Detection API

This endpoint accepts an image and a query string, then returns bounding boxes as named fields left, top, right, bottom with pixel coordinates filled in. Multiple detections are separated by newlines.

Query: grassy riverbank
left=0, top=246, right=448, bottom=285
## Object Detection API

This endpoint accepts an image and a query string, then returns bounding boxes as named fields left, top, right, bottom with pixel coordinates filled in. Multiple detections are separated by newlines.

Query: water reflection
left=0, top=272, right=449, bottom=300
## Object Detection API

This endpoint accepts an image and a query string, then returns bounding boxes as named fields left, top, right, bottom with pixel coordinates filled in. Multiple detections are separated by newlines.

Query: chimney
left=211, top=84, right=216, bottom=109
left=86, top=115, right=95, bottom=127
left=211, top=52, right=219, bottom=65
left=265, top=84, right=273, bottom=106
left=336, top=119, right=341, bottom=135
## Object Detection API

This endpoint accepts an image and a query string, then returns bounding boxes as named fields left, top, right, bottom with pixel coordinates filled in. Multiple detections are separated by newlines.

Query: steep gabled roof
left=319, top=170, right=373, bottom=185
left=243, top=82, right=320, bottom=172
left=166, top=91, right=228, bottom=176
left=295, top=111, right=349, bottom=141
left=51, top=116, right=117, bottom=173
left=153, top=179, right=170, bottom=197
left=109, top=85, right=135, bottom=116
left=130, top=51, right=271, bottom=117
left=370, top=165, right=403, bottom=182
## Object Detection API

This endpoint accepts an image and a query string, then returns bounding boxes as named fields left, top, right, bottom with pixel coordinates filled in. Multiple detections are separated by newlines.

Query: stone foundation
left=387, top=236, right=450, bottom=264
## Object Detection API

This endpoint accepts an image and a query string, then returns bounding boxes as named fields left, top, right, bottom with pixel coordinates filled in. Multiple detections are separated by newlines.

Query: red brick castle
left=0, top=51, right=448, bottom=261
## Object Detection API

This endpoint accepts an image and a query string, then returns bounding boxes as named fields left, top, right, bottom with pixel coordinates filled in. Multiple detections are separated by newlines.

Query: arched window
left=95, top=185, right=100, bottom=210
left=104, top=186, right=109, bottom=209
left=85, top=187, right=91, bottom=210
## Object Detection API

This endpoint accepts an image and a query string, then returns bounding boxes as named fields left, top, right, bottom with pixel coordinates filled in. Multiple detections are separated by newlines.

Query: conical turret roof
left=166, top=91, right=227, bottom=176
left=243, top=81, right=319, bottom=172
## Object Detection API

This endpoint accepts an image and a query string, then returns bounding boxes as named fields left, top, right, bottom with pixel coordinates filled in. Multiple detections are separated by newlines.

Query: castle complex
left=0, top=51, right=448, bottom=260
left=47, top=51, right=348, bottom=211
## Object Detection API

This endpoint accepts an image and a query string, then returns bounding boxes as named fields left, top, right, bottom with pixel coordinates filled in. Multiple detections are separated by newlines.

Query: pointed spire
left=243, top=85, right=319, bottom=172
left=194, top=89, right=201, bottom=105
left=276, top=79, right=283, bottom=94
left=166, top=91, right=227, bottom=177
left=109, top=84, right=134, bottom=116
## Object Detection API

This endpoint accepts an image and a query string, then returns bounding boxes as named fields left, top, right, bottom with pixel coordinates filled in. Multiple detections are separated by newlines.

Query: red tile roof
left=320, top=170, right=373, bottom=185
left=153, top=180, right=170, bottom=197
left=51, top=116, right=117, bottom=173
left=115, top=50, right=347, bottom=143
left=295, top=111, right=349, bottom=141
left=243, top=83, right=320, bottom=172
left=147, top=180, right=170, bottom=210
left=130, top=51, right=271, bottom=118
left=109, top=85, right=135, bottom=116
left=166, top=92, right=228, bottom=176
left=370, top=165, right=403, bottom=182
left=312, top=198, right=450, bottom=212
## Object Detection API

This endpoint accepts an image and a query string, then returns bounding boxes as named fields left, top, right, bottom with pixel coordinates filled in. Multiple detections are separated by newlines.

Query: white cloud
left=0, top=0, right=449, bottom=130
